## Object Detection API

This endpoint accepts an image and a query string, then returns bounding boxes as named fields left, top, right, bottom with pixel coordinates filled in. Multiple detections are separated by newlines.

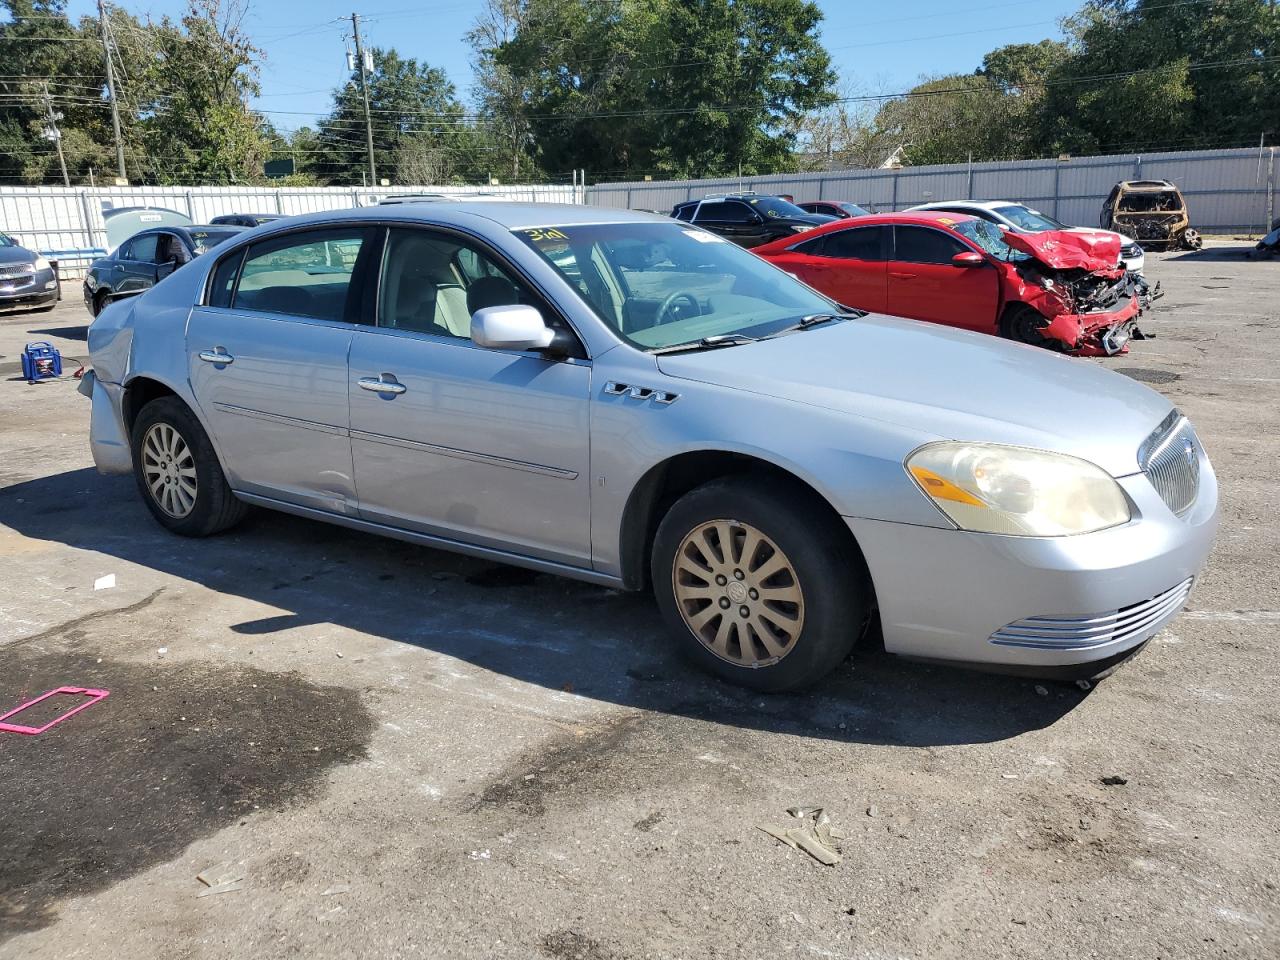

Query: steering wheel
left=655, top=291, right=700, bottom=325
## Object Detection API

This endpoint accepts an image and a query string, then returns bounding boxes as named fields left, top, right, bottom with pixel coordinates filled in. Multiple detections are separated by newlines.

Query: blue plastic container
left=20, top=341, right=62, bottom=383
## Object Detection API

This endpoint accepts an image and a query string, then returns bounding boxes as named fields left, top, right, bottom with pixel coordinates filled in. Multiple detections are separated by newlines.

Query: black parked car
left=83, top=225, right=243, bottom=316
left=210, top=213, right=282, bottom=228
left=0, top=231, right=59, bottom=314
left=797, top=200, right=871, bottom=219
left=670, top=193, right=834, bottom=248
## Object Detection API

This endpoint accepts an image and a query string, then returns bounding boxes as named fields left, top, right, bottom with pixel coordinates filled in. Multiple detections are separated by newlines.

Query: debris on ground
left=93, top=574, right=116, bottom=591
left=321, top=883, right=350, bottom=896
left=196, top=863, right=245, bottom=897
left=758, top=806, right=846, bottom=866
left=1100, top=775, right=1129, bottom=786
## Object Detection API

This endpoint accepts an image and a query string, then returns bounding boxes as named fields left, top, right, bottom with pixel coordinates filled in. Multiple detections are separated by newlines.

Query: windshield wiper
left=650, top=333, right=762, bottom=355
left=776, top=311, right=862, bottom=334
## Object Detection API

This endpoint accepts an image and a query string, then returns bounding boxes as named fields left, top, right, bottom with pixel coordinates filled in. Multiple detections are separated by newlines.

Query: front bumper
left=1042, top=295, right=1142, bottom=357
left=847, top=450, right=1218, bottom=676
left=0, top=268, right=58, bottom=313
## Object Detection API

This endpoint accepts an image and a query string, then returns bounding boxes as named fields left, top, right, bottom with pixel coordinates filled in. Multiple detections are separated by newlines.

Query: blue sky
left=66, top=0, right=1080, bottom=132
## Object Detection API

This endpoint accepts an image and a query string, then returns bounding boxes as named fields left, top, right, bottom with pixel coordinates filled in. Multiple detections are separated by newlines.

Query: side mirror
left=952, top=251, right=986, bottom=268
left=471, top=304, right=555, bottom=352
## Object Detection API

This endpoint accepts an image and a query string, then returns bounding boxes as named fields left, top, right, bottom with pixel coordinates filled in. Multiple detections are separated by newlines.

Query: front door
left=888, top=225, right=999, bottom=333
left=349, top=227, right=592, bottom=566
left=118, top=232, right=161, bottom=295
left=187, top=226, right=375, bottom=513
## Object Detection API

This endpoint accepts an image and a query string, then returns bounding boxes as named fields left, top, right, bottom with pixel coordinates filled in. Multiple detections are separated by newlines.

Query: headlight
left=34, top=256, right=51, bottom=271
left=906, top=442, right=1130, bottom=536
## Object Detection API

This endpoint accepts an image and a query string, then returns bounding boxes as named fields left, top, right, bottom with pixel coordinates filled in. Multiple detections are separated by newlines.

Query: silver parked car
left=81, top=204, right=1217, bottom=691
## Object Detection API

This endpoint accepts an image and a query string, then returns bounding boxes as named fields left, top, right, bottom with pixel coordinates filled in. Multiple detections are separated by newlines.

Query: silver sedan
left=81, top=203, right=1217, bottom=691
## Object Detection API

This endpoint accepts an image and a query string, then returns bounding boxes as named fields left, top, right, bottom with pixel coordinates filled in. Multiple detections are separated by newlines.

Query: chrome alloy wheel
left=671, top=519, right=805, bottom=667
left=141, top=422, right=198, bottom=518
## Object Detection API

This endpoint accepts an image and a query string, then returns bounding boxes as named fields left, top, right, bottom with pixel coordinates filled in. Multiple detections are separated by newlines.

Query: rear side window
left=673, top=205, right=694, bottom=222
left=695, top=201, right=755, bottom=224
left=894, top=226, right=965, bottom=264
left=824, top=226, right=885, bottom=261
left=233, top=228, right=368, bottom=322
left=208, top=248, right=244, bottom=308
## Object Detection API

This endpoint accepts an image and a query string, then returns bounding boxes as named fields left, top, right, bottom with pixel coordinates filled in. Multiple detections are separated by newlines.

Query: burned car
left=1101, top=180, right=1201, bottom=250
left=755, top=212, right=1158, bottom=357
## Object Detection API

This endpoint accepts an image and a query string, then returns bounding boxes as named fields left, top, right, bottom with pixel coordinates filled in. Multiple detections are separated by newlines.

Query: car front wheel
left=651, top=477, right=873, bottom=692
left=130, top=396, right=248, bottom=536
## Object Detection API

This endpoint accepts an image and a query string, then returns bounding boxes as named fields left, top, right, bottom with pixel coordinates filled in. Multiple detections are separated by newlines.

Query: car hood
left=0, top=246, right=36, bottom=265
left=1004, top=230, right=1122, bottom=271
left=1064, top=226, right=1137, bottom=248
left=655, top=316, right=1172, bottom=477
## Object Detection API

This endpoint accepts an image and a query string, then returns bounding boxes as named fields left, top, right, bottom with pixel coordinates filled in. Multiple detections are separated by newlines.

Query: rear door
left=186, top=225, right=375, bottom=513
left=768, top=226, right=889, bottom=313
left=348, top=226, right=592, bottom=566
left=888, top=225, right=999, bottom=333
left=693, top=201, right=766, bottom=247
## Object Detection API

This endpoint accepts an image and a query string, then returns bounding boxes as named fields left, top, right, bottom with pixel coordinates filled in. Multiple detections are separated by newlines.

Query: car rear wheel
left=130, top=396, right=248, bottom=536
left=651, top=477, right=873, bottom=691
left=92, top=290, right=108, bottom=316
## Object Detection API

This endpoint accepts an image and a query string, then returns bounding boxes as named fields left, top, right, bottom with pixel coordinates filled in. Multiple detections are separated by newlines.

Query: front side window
left=377, top=228, right=534, bottom=341
left=514, top=221, right=836, bottom=350
left=233, top=228, right=367, bottom=322
left=952, top=220, right=1028, bottom=263
left=894, top=226, right=966, bottom=265
left=126, top=234, right=159, bottom=263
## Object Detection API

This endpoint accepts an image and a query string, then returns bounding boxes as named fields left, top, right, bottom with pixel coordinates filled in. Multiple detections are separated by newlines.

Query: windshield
left=836, top=202, right=870, bottom=217
left=187, top=229, right=240, bottom=255
left=745, top=196, right=813, bottom=219
left=952, top=219, right=1029, bottom=262
left=994, top=205, right=1064, bottom=232
left=514, top=222, right=837, bottom=350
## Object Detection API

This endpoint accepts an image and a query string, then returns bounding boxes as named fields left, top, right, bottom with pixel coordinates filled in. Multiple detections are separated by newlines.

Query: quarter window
left=894, top=226, right=966, bottom=264
left=233, top=228, right=367, bottom=322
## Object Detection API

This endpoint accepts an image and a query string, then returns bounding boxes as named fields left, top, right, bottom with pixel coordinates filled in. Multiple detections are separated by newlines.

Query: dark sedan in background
left=83, top=224, right=243, bottom=316
left=670, top=193, right=834, bottom=247
left=797, top=200, right=871, bottom=219
left=0, top=231, right=60, bottom=313
left=210, top=213, right=282, bottom=228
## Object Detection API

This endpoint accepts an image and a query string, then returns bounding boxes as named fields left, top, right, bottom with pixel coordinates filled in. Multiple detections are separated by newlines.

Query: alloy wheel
left=142, top=422, right=198, bottom=518
left=671, top=519, right=805, bottom=667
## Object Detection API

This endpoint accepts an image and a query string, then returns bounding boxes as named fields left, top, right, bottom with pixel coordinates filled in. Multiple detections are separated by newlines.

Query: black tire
left=651, top=476, right=873, bottom=692
left=999, top=303, right=1059, bottom=351
left=92, top=290, right=108, bottom=317
left=130, top=396, right=248, bottom=537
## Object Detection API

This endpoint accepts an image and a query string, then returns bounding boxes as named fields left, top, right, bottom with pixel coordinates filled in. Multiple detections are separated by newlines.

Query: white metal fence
left=0, top=183, right=582, bottom=279
left=586, top=147, right=1278, bottom=235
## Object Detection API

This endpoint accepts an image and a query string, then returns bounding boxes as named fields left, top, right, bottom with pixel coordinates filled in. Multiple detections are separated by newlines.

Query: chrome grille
left=0, top=263, right=36, bottom=280
left=1139, top=410, right=1200, bottom=516
left=990, top=578, right=1193, bottom=650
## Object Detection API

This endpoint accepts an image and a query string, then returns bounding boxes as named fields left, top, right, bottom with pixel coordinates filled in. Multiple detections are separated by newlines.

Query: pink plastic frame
left=0, top=686, right=110, bottom=735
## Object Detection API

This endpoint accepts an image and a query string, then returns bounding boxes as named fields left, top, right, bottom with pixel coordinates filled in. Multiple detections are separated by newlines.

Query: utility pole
left=41, top=83, right=70, bottom=187
left=97, top=0, right=126, bottom=181
left=350, top=13, right=377, bottom=187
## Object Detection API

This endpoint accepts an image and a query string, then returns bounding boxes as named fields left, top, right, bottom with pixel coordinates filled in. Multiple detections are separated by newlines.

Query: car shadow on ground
left=0, top=467, right=1089, bottom=749
left=24, top=325, right=89, bottom=341
left=1162, top=246, right=1258, bottom=263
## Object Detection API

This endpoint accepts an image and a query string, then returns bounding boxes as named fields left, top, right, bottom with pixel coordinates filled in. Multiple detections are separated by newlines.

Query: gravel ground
left=0, top=242, right=1277, bottom=959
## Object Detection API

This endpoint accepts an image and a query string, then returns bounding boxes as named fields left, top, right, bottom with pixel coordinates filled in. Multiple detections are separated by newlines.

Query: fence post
left=966, top=153, right=973, bottom=199
left=184, top=189, right=194, bottom=219
left=891, top=169, right=899, bottom=210
left=1268, top=147, right=1276, bottom=233
left=1134, top=155, right=1142, bottom=179
left=1052, top=161, right=1061, bottom=219
left=351, top=186, right=360, bottom=209
left=275, top=189, right=284, bottom=214
left=78, top=189, right=96, bottom=253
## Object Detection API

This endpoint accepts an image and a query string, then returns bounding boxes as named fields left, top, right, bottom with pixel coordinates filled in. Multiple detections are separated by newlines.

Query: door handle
left=889, top=271, right=918, bottom=280
left=198, top=348, right=234, bottom=364
left=358, top=376, right=406, bottom=396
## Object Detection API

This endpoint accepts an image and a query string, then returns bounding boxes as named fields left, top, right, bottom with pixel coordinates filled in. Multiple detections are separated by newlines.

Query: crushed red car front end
left=1003, top=231, right=1157, bottom=356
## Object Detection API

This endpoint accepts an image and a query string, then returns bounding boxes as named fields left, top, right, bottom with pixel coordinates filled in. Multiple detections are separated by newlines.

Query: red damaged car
left=753, top=211, right=1156, bottom=356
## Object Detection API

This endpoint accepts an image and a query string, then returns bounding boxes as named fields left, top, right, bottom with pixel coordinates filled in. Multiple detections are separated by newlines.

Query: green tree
left=485, top=0, right=836, bottom=180
left=309, top=48, right=483, bottom=185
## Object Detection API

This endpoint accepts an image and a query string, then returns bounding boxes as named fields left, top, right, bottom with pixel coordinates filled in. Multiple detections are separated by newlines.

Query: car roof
left=1118, top=179, right=1177, bottom=190
left=770, top=210, right=978, bottom=244
left=911, top=200, right=1015, bottom=211
left=248, top=202, right=667, bottom=231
